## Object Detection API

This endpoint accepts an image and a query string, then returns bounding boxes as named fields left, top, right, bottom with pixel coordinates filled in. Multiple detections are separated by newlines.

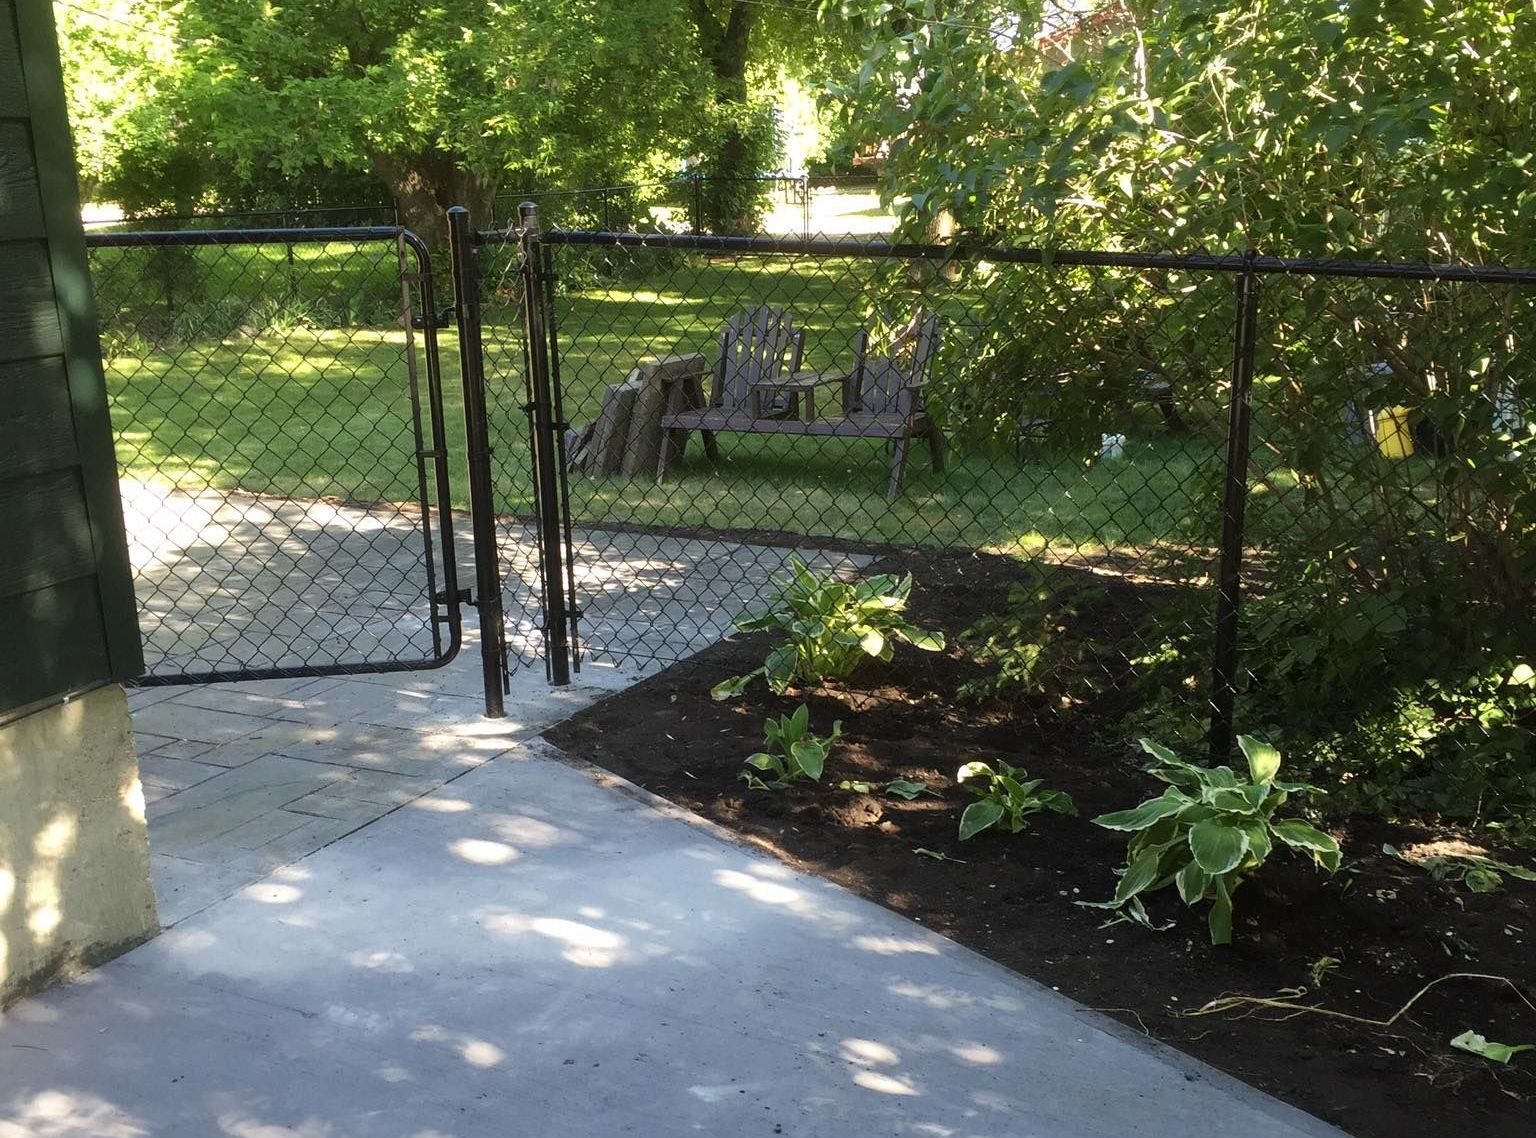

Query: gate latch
left=412, top=306, right=456, bottom=331
left=434, top=587, right=473, bottom=607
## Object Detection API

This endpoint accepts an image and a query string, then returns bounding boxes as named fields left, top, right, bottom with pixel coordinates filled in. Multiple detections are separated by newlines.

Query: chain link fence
left=82, top=209, right=1534, bottom=832
left=86, top=227, right=462, bottom=683
left=485, top=224, right=1535, bottom=831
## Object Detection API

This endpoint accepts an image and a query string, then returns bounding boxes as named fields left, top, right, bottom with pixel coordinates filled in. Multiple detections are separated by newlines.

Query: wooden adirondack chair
left=842, top=312, right=945, bottom=499
left=657, top=306, right=806, bottom=475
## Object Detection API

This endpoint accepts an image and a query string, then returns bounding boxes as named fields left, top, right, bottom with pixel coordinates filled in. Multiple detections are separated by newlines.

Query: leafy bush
left=842, top=0, right=1536, bottom=843
left=955, top=760, right=1075, bottom=840
left=712, top=557, right=944, bottom=699
left=958, top=574, right=1123, bottom=711
left=691, top=98, right=781, bottom=235
left=1085, top=737, right=1341, bottom=945
left=741, top=705, right=841, bottom=791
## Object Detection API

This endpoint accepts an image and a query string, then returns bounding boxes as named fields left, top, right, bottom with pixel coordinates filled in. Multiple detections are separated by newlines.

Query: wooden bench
left=661, top=310, right=945, bottom=500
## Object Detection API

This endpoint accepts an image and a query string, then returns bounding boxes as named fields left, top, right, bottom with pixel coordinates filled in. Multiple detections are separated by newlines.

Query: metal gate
left=447, top=207, right=579, bottom=716
left=87, top=226, right=465, bottom=685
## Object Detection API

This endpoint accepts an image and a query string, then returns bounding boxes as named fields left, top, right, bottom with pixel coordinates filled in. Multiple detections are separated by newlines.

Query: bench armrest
left=750, top=371, right=850, bottom=393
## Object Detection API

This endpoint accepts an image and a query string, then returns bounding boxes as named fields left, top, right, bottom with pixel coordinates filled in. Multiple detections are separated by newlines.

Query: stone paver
left=124, top=621, right=615, bottom=921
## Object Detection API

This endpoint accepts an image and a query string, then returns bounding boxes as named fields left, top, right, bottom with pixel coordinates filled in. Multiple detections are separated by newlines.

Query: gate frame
left=451, top=205, right=581, bottom=715
left=88, top=224, right=467, bottom=687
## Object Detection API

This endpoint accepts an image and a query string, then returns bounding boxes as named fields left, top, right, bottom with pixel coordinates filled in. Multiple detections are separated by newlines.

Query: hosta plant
left=1084, top=736, right=1342, bottom=944
left=712, top=556, right=944, bottom=699
left=956, top=760, right=1076, bottom=840
left=740, top=705, right=842, bottom=791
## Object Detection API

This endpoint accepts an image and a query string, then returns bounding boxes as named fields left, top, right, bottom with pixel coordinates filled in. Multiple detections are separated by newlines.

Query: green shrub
left=1084, top=737, right=1341, bottom=945
left=712, top=556, right=944, bottom=699
left=741, top=705, right=841, bottom=791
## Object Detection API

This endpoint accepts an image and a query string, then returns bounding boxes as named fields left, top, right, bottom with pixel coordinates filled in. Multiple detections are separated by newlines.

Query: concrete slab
left=130, top=701, right=274, bottom=746
left=150, top=853, right=269, bottom=927
left=0, top=738, right=1342, bottom=1138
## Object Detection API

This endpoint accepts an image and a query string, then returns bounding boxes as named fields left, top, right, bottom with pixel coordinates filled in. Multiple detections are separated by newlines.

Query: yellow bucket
left=1375, top=406, right=1414, bottom=458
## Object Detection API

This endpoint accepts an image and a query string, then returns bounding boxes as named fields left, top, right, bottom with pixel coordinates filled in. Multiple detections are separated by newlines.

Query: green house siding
left=0, top=0, right=142, bottom=714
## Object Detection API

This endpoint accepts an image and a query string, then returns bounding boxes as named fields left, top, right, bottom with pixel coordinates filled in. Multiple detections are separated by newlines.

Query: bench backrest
left=851, top=312, right=942, bottom=415
left=712, top=306, right=806, bottom=409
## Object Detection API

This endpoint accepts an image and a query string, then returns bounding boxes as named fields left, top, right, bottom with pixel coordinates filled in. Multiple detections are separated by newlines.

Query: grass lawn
left=101, top=241, right=1233, bottom=557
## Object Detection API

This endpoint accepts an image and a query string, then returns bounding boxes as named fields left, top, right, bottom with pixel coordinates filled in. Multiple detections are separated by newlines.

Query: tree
left=55, top=1, right=182, bottom=204
left=86, top=0, right=707, bottom=238
left=684, top=1, right=863, bottom=231
left=841, top=0, right=1536, bottom=262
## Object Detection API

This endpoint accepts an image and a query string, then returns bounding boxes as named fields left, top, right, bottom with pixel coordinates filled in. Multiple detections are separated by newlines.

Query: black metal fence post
left=447, top=205, right=508, bottom=717
left=518, top=203, right=573, bottom=685
left=1208, top=251, right=1260, bottom=761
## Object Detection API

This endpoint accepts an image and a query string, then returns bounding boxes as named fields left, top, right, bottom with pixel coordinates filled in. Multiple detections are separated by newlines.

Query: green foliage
left=1383, top=843, right=1536, bottom=895
left=741, top=704, right=842, bottom=790
left=712, top=556, right=944, bottom=698
left=843, top=0, right=1536, bottom=262
left=958, top=574, right=1120, bottom=710
left=1085, top=737, right=1341, bottom=945
left=67, top=0, right=708, bottom=224
left=955, top=759, right=1075, bottom=840
left=1450, top=1030, right=1535, bottom=1065
left=838, top=777, right=935, bottom=799
left=691, top=99, right=782, bottom=234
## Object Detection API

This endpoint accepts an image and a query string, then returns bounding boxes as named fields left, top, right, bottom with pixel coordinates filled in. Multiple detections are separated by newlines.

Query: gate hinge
left=412, top=305, right=456, bottom=331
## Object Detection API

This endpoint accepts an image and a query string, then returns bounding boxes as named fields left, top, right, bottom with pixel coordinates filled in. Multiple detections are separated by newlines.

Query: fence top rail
left=509, top=227, right=1536, bottom=285
left=83, top=204, right=398, bottom=229
left=85, top=225, right=418, bottom=250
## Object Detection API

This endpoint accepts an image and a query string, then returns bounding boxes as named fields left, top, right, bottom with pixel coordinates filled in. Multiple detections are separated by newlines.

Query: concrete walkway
left=1, top=638, right=1345, bottom=1137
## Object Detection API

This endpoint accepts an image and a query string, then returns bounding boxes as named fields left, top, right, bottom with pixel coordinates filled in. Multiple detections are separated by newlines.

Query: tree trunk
left=371, top=151, right=496, bottom=249
left=690, top=2, right=760, bottom=234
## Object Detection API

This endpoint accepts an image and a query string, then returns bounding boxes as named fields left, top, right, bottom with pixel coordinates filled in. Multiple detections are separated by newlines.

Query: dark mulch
left=545, top=548, right=1536, bottom=1138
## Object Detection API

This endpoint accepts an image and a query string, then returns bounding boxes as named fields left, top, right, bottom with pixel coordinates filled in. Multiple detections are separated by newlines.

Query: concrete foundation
left=0, top=685, right=157, bottom=1005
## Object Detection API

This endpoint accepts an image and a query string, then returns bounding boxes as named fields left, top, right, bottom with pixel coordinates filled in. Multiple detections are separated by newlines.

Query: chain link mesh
left=87, top=229, right=460, bottom=682
left=478, top=227, right=1534, bottom=825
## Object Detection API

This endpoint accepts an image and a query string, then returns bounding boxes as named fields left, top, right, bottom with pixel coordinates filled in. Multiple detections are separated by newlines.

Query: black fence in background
left=82, top=173, right=887, bottom=241
left=491, top=174, right=883, bottom=238
left=84, top=203, right=402, bottom=233
left=82, top=205, right=1534, bottom=825
left=472, top=216, right=1534, bottom=789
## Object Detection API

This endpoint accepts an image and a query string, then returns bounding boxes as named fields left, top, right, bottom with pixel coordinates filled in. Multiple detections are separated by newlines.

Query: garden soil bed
left=545, top=548, right=1536, bottom=1138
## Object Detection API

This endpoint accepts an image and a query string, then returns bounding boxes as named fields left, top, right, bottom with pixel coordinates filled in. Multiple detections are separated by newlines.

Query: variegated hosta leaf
left=1090, top=737, right=1344, bottom=944
left=1237, top=735, right=1282, bottom=784
left=1092, top=791, right=1188, bottom=831
left=959, top=799, right=1005, bottom=840
left=1189, top=819, right=1249, bottom=875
